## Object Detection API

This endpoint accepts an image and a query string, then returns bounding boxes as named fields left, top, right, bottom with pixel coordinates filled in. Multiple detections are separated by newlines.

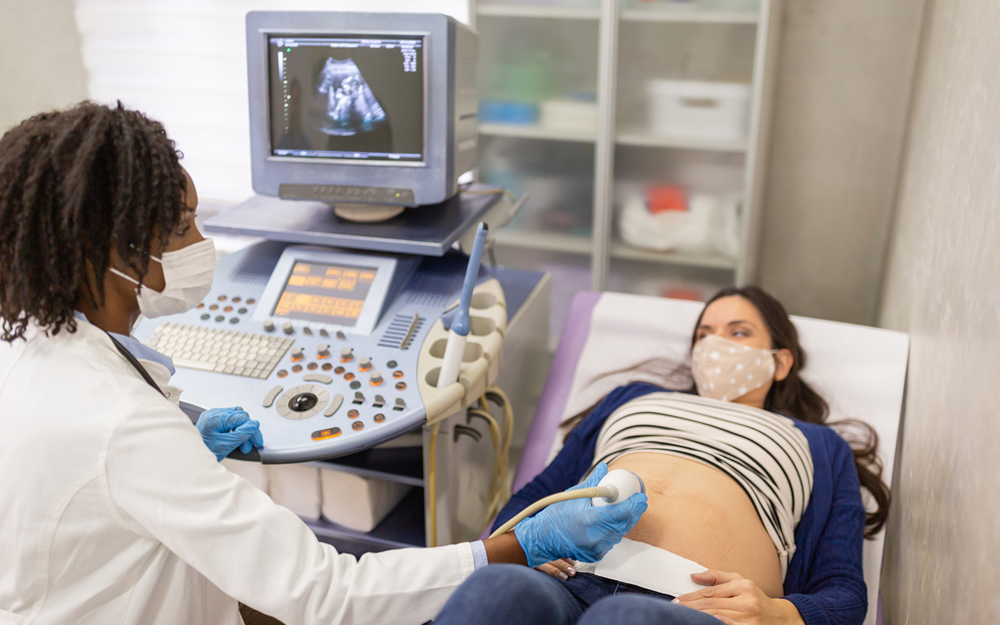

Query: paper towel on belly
left=573, top=538, right=709, bottom=598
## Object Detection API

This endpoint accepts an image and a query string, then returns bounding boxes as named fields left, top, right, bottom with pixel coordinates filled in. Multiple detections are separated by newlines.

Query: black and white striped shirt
left=590, top=392, right=814, bottom=577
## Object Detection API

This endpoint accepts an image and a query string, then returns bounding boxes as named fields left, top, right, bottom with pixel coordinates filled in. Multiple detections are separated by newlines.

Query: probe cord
left=488, top=487, right=613, bottom=539
left=428, top=421, right=441, bottom=547
left=426, top=385, right=515, bottom=547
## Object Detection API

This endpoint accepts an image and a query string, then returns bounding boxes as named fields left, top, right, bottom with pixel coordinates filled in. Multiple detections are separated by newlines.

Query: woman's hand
left=673, top=570, right=805, bottom=625
left=195, top=407, right=264, bottom=462
left=536, top=559, right=577, bottom=581
left=513, top=463, right=648, bottom=567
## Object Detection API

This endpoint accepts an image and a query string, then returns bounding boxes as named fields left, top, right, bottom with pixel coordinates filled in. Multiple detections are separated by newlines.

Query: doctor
left=0, top=102, right=648, bottom=625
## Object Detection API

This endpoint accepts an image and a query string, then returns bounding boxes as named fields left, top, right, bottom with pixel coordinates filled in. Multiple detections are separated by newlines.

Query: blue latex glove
left=195, top=407, right=264, bottom=462
left=513, top=463, right=648, bottom=567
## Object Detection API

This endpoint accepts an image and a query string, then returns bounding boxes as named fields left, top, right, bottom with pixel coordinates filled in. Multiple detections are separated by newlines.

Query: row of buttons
left=262, top=319, right=349, bottom=340
left=263, top=383, right=408, bottom=413
left=197, top=296, right=256, bottom=325
left=274, top=353, right=406, bottom=390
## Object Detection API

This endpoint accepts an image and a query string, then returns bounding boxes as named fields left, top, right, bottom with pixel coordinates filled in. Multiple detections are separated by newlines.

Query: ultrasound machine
left=132, top=12, right=549, bottom=552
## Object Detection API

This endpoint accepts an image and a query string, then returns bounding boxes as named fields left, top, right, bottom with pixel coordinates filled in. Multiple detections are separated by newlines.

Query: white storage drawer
left=647, top=80, right=751, bottom=141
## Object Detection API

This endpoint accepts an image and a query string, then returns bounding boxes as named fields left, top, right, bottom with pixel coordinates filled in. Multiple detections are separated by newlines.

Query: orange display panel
left=273, top=261, right=378, bottom=327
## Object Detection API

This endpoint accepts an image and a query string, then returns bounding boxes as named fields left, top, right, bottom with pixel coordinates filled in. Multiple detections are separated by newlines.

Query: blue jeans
left=433, top=565, right=721, bottom=625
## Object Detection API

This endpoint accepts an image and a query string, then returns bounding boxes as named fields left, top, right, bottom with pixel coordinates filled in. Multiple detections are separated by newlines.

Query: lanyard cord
left=105, top=333, right=166, bottom=398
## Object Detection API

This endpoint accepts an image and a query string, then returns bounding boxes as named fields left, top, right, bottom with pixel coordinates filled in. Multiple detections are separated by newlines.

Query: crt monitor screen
left=267, top=34, right=424, bottom=162
left=272, top=261, right=380, bottom=327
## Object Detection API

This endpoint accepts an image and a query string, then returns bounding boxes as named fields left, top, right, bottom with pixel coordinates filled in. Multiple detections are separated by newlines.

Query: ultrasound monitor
left=246, top=12, right=478, bottom=218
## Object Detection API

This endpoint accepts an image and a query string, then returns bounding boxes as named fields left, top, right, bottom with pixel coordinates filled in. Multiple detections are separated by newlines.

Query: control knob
left=370, top=370, right=383, bottom=386
left=317, top=344, right=330, bottom=358
left=358, top=356, right=372, bottom=371
left=290, top=347, right=304, bottom=362
left=340, top=347, right=353, bottom=362
left=263, top=320, right=275, bottom=332
left=283, top=322, right=294, bottom=335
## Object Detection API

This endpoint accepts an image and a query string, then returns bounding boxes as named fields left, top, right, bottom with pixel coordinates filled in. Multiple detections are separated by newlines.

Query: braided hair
left=0, top=101, right=186, bottom=342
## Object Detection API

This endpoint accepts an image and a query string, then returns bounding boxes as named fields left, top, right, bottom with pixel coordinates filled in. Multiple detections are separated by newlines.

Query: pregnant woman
left=433, top=286, right=889, bottom=625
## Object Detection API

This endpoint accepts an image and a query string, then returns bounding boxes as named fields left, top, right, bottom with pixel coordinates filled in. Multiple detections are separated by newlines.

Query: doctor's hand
left=513, top=463, right=648, bottom=568
left=673, top=570, right=805, bottom=625
left=195, top=407, right=264, bottom=462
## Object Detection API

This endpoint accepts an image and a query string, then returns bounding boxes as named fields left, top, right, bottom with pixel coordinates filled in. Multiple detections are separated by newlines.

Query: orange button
left=373, top=413, right=385, bottom=423
left=311, top=427, right=342, bottom=441
left=393, top=371, right=404, bottom=379
left=352, top=421, right=364, bottom=431
left=344, top=372, right=355, bottom=381
left=395, top=382, right=407, bottom=391
left=347, top=409, right=359, bottom=419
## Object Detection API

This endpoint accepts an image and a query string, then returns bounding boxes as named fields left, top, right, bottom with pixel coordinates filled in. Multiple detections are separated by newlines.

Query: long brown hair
left=696, top=286, right=890, bottom=538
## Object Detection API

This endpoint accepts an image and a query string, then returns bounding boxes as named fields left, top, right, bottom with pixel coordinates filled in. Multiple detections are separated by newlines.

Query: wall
left=0, top=0, right=88, bottom=132
left=754, top=0, right=924, bottom=324
left=74, top=0, right=469, bottom=203
left=878, top=0, right=1000, bottom=622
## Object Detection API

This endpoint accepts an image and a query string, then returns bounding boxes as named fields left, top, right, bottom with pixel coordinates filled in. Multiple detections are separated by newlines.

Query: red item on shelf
left=663, top=287, right=704, bottom=302
left=646, top=185, right=687, bottom=213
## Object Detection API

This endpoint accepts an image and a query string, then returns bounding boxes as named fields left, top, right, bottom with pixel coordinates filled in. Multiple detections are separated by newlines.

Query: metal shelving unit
left=472, top=0, right=781, bottom=306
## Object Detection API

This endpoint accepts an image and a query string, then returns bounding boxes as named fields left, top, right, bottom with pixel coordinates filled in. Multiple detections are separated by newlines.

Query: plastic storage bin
left=647, top=80, right=751, bottom=141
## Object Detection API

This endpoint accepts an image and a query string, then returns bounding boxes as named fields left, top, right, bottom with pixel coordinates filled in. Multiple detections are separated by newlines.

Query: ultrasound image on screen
left=268, top=35, right=424, bottom=162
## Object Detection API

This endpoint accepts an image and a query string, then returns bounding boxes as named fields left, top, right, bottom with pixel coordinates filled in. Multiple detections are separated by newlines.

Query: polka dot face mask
left=691, top=334, right=777, bottom=402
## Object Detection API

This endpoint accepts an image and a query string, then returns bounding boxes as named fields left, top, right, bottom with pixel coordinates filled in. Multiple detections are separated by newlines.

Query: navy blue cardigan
left=494, top=383, right=868, bottom=625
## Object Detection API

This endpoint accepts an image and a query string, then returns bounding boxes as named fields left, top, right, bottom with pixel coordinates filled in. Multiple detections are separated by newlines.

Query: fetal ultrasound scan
left=269, top=35, right=424, bottom=162
left=317, top=58, right=387, bottom=136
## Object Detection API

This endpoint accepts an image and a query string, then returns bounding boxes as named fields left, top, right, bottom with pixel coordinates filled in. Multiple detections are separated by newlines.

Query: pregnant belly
left=607, top=452, right=784, bottom=598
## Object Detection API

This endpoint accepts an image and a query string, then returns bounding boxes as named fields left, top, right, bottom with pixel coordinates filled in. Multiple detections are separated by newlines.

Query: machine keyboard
left=144, top=322, right=294, bottom=379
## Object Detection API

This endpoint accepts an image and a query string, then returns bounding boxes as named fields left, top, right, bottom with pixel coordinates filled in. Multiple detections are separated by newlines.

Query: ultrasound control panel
left=133, top=241, right=534, bottom=463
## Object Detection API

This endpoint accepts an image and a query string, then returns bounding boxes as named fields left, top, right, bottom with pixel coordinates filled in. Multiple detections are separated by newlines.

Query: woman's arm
left=106, top=400, right=477, bottom=625
left=492, top=382, right=666, bottom=532
left=781, top=434, right=868, bottom=625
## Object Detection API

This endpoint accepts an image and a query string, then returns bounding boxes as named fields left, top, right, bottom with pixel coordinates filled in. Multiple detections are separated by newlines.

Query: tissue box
left=221, top=458, right=269, bottom=494
left=320, top=468, right=412, bottom=532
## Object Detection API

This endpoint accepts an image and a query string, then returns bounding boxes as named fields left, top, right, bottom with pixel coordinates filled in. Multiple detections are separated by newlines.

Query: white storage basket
left=647, top=80, right=751, bottom=141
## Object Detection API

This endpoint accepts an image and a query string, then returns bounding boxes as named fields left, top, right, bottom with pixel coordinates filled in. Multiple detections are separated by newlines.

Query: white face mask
left=691, top=334, right=778, bottom=402
left=110, top=238, right=217, bottom=318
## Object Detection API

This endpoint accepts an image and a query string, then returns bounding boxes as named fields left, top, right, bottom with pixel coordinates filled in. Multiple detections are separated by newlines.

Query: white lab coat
left=0, top=320, right=475, bottom=625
